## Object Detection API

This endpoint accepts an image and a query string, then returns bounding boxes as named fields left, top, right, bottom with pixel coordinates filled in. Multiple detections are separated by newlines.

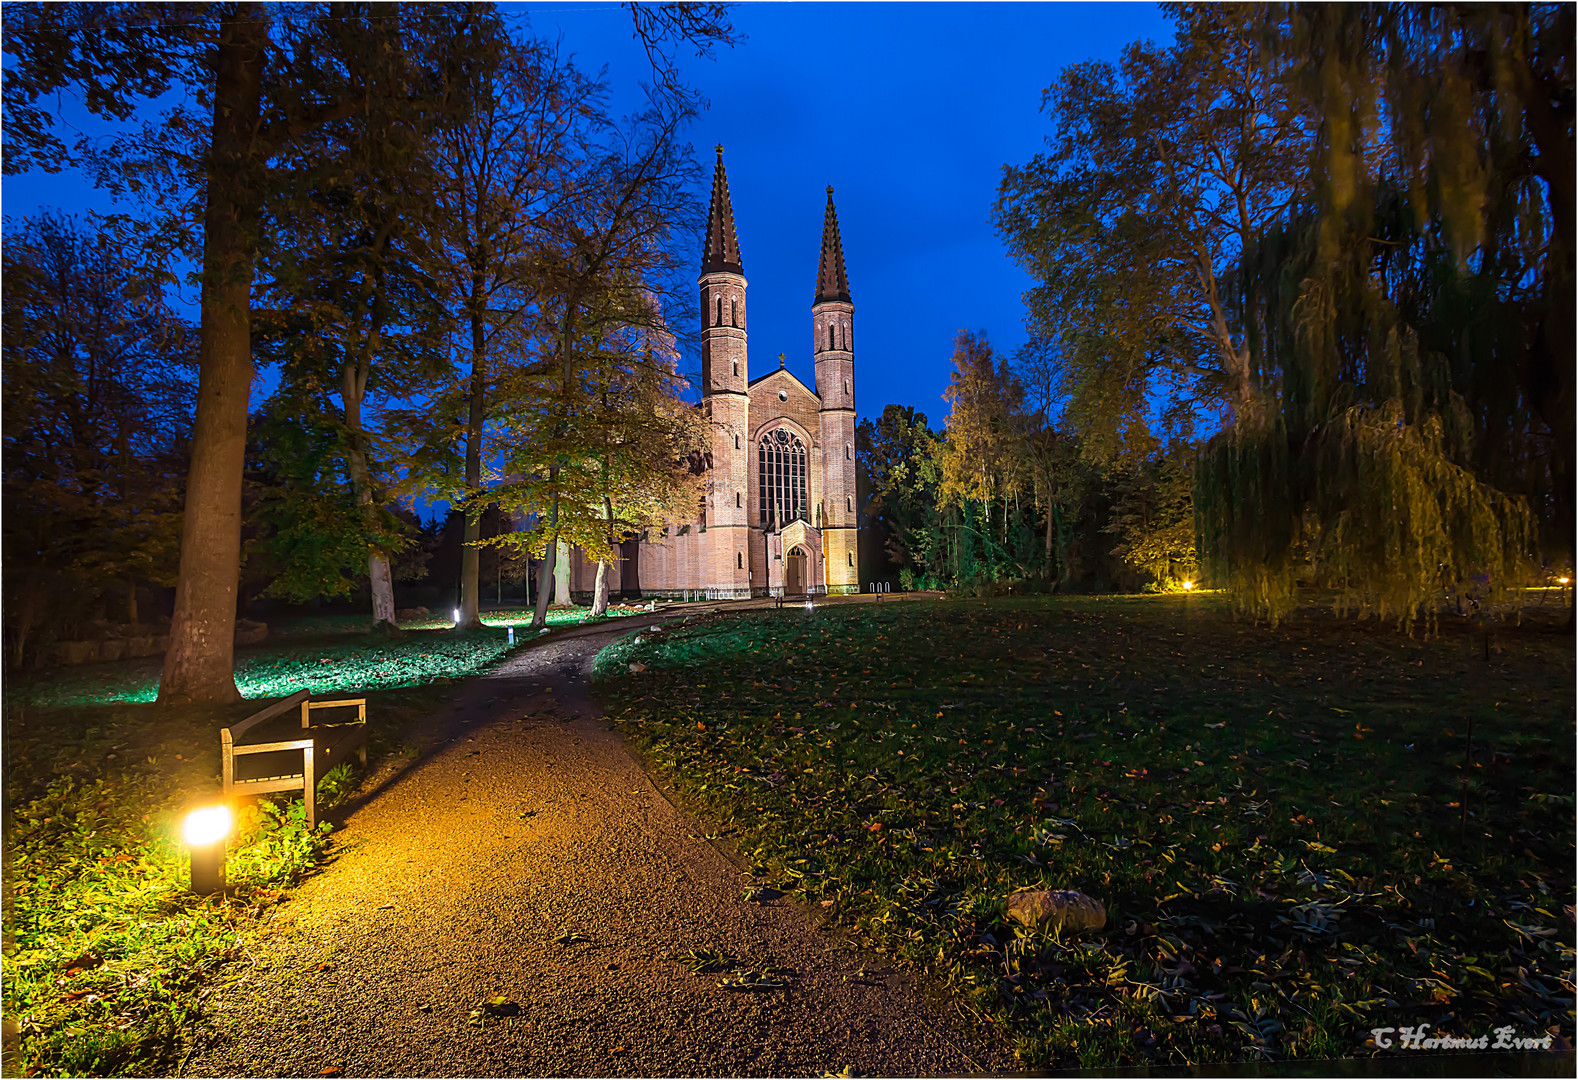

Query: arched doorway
left=785, top=546, right=808, bottom=595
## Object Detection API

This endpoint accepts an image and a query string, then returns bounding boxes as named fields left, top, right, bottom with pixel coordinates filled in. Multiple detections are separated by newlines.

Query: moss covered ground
left=594, top=594, right=1575, bottom=1069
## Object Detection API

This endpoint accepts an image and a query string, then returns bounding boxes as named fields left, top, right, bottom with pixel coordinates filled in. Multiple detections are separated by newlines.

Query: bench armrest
left=231, top=738, right=315, bottom=755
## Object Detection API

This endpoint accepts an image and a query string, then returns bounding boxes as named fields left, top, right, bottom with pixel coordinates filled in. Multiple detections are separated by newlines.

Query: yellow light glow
left=1182, top=580, right=1195, bottom=591
left=183, top=805, right=232, bottom=847
left=1559, top=577, right=1571, bottom=585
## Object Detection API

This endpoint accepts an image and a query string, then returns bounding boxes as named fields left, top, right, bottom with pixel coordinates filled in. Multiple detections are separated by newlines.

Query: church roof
left=701, top=145, right=744, bottom=277
left=747, top=363, right=819, bottom=400
left=813, top=186, right=850, bottom=305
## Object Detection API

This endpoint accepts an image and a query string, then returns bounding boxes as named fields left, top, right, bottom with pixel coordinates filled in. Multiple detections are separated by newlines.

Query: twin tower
left=690, top=146, right=858, bottom=597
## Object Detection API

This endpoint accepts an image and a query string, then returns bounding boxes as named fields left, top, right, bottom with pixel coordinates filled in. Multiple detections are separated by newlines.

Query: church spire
left=701, top=145, right=744, bottom=276
left=813, top=186, right=850, bottom=305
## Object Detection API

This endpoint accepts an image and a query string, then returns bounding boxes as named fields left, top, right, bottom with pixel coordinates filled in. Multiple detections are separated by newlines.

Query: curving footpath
left=185, top=614, right=986, bottom=1077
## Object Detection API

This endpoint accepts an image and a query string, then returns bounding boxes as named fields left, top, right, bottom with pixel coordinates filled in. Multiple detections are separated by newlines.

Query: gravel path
left=186, top=618, right=988, bottom=1077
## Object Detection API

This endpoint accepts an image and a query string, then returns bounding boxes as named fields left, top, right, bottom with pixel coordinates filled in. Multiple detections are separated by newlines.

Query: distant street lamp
left=183, top=805, right=233, bottom=895
left=1181, top=580, right=1195, bottom=592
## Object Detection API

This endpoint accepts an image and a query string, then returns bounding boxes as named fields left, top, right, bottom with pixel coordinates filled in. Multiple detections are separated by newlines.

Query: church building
left=565, top=147, right=859, bottom=600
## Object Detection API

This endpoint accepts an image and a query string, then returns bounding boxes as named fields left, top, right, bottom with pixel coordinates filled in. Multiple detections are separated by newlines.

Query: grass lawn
left=12, top=603, right=650, bottom=709
left=595, top=594, right=1576, bottom=1068
left=15, top=627, right=526, bottom=709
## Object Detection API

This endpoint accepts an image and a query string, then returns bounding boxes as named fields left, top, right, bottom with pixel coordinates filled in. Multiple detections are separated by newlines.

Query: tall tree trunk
left=554, top=539, right=572, bottom=606
left=343, top=351, right=396, bottom=628
left=592, top=560, right=609, bottom=616
left=529, top=482, right=560, bottom=630
left=127, top=581, right=139, bottom=626
left=160, top=5, right=268, bottom=705
left=459, top=294, right=486, bottom=628
left=345, top=271, right=397, bottom=628
left=1044, top=500, right=1054, bottom=576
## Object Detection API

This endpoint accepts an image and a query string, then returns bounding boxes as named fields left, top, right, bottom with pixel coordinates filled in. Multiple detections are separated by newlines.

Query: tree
left=488, top=95, right=709, bottom=630
left=938, top=330, right=1029, bottom=551
left=858, top=405, right=945, bottom=583
left=253, top=15, right=459, bottom=626
left=403, top=26, right=603, bottom=630
left=1, top=213, right=193, bottom=666
left=1194, top=4, right=1564, bottom=625
left=1103, top=443, right=1198, bottom=587
left=4, top=2, right=468, bottom=702
left=995, top=3, right=1311, bottom=457
left=244, top=397, right=375, bottom=605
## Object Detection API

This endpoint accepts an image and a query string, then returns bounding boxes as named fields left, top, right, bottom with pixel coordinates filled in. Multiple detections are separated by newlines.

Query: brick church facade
left=564, top=147, right=859, bottom=600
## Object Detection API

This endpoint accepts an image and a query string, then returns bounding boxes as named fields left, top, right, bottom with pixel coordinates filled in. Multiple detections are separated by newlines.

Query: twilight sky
left=2, top=2, right=1173, bottom=423
left=540, top=1, right=1173, bottom=421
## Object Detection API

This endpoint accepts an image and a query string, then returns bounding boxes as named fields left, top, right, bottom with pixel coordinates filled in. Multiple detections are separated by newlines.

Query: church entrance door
left=785, top=547, right=807, bottom=595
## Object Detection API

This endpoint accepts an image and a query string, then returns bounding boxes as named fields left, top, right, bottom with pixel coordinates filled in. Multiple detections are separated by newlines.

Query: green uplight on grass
left=22, top=604, right=653, bottom=708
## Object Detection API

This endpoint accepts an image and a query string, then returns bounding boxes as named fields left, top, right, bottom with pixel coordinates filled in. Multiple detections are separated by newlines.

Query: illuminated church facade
left=564, top=146, right=859, bottom=600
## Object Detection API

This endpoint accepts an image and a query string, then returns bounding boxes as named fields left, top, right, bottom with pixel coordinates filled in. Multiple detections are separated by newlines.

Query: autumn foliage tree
left=4, top=2, right=475, bottom=701
left=1, top=214, right=194, bottom=666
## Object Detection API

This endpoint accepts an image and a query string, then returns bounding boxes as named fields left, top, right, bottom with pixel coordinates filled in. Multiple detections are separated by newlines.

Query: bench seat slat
left=229, top=776, right=308, bottom=794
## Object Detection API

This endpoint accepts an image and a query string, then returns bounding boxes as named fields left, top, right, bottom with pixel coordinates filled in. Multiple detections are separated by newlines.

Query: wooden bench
left=221, top=690, right=368, bottom=829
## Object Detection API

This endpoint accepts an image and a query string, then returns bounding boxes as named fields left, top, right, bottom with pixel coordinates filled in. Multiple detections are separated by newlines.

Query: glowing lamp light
left=183, top=805, right=232, bottom=895
left=805, top=601, right=814, bottom=612
left=1181, top=580, right=1195, bottom=591
left=453, top=607, right=461, bottom=624
left=1560, top=577, right=1571, bottom=586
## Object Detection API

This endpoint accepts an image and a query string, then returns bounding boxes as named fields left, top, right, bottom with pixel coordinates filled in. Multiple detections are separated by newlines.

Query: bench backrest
left=222, top=689, right=311, bottom=751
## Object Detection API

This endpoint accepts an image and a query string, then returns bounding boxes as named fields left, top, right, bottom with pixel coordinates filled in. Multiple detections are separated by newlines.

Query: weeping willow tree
left=1195, top=4, right=1568, bottom=627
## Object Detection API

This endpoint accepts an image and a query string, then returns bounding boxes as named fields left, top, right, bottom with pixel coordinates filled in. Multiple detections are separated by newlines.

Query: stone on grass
left=1005, top=888, right=1106, bottom=933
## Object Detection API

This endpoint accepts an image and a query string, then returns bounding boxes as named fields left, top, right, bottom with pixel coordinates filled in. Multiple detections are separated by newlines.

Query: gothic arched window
left=829, top=325, right=835, bottom=351
left=758, top=427, right=808, bottom=527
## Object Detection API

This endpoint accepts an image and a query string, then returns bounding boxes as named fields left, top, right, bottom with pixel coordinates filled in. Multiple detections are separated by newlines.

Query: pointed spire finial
left=701, top=146, right=743, bottom=276
left=814, top=186, right=851, bottom=306
left=778, top=352, right=786, bottom=368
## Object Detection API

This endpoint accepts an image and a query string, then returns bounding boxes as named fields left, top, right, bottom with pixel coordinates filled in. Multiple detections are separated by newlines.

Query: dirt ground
left=184, top=616, right=989, bottom=1078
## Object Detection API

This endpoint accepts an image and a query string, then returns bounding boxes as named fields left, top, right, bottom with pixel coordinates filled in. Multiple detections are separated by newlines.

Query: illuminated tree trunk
left=459, top=281, right=487, bottom=629
left=554, top=539, right=572, bottom=605
left=530, top=484, right=559, bottom=630
left=592, top=560, right=609, bottom=616
left=160, top=6, right=268, bottom=705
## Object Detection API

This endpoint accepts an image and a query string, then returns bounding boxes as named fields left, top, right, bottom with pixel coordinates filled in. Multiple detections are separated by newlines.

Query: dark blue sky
left=541, top=1, right=1173, bottom=421
left=3, top=2, right=1173, bottom=423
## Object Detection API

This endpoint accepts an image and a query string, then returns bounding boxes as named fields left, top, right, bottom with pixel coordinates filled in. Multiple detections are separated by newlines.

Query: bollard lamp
left=1181, top=580, right=1195, bottom=591
left=183, top=805, right=233, bottom=895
